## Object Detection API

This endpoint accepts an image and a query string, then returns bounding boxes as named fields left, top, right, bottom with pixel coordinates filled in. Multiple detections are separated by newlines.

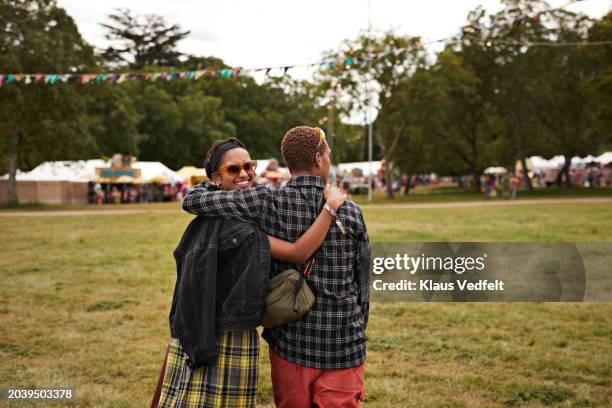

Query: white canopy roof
left=131, top=161, right=184, bottom=183
left=0, top=160, right=106, bottom=182
left=1, top=159, right=184, bottom=183
left=597, top=152, right=612, bottom=164
left=337, top=161, right=382, bottom=177
left=484, top=166, right=508, bottom=174
left=527, top=153, right=612, bottom=170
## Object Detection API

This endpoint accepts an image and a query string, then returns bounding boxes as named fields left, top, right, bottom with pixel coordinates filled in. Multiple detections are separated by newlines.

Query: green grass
left=1, top=202, right=611, bottom=407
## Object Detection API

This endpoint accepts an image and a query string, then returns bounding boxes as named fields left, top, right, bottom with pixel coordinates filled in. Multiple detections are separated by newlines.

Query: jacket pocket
left=218, top=223, right=255, bottom=252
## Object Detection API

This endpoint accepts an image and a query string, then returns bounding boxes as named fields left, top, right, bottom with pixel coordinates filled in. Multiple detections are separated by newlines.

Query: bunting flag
left=0, top=39, right=426, bottom=87
left=0, top=0, right=605, bottom=87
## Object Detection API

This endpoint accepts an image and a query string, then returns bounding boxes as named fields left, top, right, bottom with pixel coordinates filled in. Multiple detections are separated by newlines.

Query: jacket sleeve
left=172, top=218, right=222, bottom=368
left=182, top=183, right=271, bottom=222
left=355, top=211, right=371, bottom=329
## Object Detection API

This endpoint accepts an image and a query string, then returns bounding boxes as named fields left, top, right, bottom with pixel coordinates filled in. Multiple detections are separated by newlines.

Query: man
left=182, top=126, right=371, bottom=407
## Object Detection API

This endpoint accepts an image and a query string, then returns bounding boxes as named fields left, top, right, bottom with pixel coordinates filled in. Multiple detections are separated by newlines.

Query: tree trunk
left=470, top=141, right=480, bottom=192
left=520, top=156, right=532, bottom=191
left=555, top=158, right=571, bottom=187
left=374, top=125, right=403, bottom=201
left=403, top=174, right=411, bottom=195
left=472, top=167, right=482, bottom=192
left=470, top=135, right=481, bottom=192
left=7, top=132, right=21, bottom=204
left=513, top=116, right=533, bottom=190
left=564, top=154, right=572, bottom=188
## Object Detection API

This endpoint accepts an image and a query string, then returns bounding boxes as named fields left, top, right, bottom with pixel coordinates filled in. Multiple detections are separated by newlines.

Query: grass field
left=1, top=201, right=611, bottom=407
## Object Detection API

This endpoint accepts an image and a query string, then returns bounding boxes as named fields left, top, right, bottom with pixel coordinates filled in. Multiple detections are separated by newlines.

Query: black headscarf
left=204, top=140, right=244, bottom=179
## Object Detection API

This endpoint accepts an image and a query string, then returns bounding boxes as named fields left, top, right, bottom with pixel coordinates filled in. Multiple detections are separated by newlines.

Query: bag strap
left=150, top=344, right=169, bottom=408
left=297, top=188, right=326, bottom=277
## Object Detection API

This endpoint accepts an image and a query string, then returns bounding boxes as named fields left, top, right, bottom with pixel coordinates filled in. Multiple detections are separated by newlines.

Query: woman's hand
left=324, top=185, right=347, bottom=211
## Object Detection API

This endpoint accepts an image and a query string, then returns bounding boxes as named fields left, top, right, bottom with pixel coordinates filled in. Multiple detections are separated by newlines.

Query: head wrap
left=205, top=140, right=244, bottom=178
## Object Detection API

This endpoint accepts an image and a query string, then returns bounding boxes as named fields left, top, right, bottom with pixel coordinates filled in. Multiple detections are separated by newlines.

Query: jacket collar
left=286, top=175, right=325, bottom=189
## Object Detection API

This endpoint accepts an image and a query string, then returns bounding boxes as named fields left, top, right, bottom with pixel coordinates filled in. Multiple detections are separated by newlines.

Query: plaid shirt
left=182, top=176, right=370, bottom=369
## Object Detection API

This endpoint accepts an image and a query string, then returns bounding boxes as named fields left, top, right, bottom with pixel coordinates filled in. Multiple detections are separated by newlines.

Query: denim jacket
left=169, top=212, right=270, bottom=368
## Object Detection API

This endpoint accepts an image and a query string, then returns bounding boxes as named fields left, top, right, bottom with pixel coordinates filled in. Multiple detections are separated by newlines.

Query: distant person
left=510, top=175, right=520, bottom=199
left=484, top=175, right=495, bottom=199
left=501, top=175, right=511, bottom=199
left=94, top=183, right=104, bottom=205
left=111, top=187, right=121, bottom=204
left=261, top=158, right=283, bottom=188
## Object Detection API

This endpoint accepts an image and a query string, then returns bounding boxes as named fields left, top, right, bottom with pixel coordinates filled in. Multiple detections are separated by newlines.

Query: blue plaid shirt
left=182, top=176, right=370, bottom=369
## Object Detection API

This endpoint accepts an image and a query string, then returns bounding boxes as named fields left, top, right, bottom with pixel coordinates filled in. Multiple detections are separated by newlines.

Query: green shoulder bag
left=261, top=258, right=316, bottom=328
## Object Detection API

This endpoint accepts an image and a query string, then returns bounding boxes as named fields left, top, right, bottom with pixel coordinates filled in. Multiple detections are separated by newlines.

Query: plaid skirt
left=159, top=329, right=259, bottom=408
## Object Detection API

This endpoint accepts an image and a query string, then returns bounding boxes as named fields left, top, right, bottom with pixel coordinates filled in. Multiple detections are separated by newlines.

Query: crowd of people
left=87, top=182, right=189, bottom=204
left=484, top=174, right=521, bottom=199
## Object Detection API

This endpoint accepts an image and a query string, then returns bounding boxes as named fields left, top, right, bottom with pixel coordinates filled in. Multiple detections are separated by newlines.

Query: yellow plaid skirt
left=159, top=330, right=259, bottom=408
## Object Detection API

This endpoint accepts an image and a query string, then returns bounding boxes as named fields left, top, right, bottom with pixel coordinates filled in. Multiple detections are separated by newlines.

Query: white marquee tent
left=526, top=153, right=612, bottom=172
left=337, top=161, right=382, bottom=177
left=1, top=160, right=184, bottom=183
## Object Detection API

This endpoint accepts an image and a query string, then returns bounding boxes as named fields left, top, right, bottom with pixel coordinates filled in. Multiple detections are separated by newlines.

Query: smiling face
left=211, top=147, right=255, bottom=190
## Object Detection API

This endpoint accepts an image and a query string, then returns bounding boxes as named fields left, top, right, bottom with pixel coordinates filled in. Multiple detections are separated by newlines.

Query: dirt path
left=359, top=197, right=612, bottom=210
left=1, top=197, right=611, bottom=217
left=0, top=209, right=174, bottom=217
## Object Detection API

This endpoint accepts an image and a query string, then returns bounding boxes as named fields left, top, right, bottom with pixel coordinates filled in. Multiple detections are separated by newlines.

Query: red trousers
left=269, top=349, right=365, bottom=408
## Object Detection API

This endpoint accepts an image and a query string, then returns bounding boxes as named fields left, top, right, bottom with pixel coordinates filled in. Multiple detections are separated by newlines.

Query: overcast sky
left=58, top=0, right=610, bottom=79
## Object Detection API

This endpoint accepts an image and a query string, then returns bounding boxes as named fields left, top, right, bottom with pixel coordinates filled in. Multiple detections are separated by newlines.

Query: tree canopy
left=1, top=0, right=611, bottom=202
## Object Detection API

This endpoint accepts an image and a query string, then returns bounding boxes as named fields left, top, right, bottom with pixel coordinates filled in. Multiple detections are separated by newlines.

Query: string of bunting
left=0, top=0, right=606, bottom=87
left=0, top=39, right=425, bottom=87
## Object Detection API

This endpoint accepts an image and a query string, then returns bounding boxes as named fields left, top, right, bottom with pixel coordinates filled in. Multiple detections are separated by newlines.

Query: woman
left=155, top=138, right=345, bottom=408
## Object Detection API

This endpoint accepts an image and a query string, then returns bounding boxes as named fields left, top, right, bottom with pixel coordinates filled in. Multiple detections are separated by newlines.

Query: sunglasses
left=217, top=160, right=258, bottom=176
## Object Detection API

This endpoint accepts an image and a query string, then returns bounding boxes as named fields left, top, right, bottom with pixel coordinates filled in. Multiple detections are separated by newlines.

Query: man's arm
left=182, top=183, right=271, bottom=221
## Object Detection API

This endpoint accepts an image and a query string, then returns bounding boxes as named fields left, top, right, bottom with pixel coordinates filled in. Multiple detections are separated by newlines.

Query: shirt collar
left=286, top=175, right=325, bottom=189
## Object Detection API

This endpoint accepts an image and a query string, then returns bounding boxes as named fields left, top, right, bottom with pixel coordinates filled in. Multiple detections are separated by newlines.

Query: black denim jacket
left=169, top=209, right=270, bottom=368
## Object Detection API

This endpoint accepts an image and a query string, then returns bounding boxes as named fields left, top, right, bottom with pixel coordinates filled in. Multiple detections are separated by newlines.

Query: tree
left=0, top=0, right=95, bottom=203
left=587, top=12, right=612, bottom=152
left=426, top=51, right=501, bottom=191
left=388, top=68, right=459, bottom=186
left=100, top=9, right=189, bottom=69
left=528, top=6, right=600, bottom=186
left=317, top=32, right=427, bottom=198
left=81, top=83, right=145, bottom=156
left=458, top=1, right=552, bottom=189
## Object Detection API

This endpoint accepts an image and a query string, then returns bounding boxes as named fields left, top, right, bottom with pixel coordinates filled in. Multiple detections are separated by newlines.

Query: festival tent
left=176, top=166, right=207, bottom=187
left=337, top=161, right=383, bottom=177
left=597, top=152, right=612, bottom=165
left=131, top=161, right=184, bottom=183
left=0, top=160, right=106, bottom=204
left=518, top=154, right=612, bottom=174
left=1, top=160, right=106, bottom=182
left=530, top=156, right=557, bottom=170
left=0, top=160, right=185, bottom=204
left=484, top=166, right=508, bottom=175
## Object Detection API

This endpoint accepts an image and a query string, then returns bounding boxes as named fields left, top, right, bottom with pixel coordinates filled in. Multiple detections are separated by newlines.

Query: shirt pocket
left=218, top=222, right=255, bottom=252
